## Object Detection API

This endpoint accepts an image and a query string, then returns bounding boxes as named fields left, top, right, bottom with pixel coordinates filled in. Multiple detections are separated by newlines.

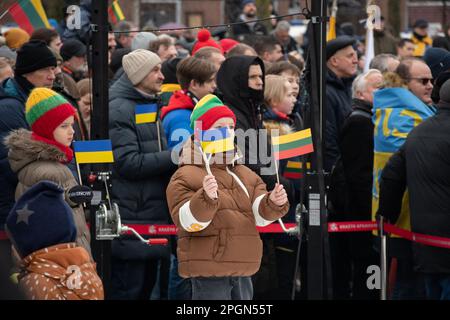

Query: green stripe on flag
left=19, top=0, right=46, bottom=29
left=277, top=137, right=313, bottom=152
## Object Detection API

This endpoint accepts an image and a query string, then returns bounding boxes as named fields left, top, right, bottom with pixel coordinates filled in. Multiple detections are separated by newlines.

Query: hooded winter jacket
left=4, top=129, right=91, bottom=256
left=0, top=77, right=31, bottom=227
left=109, top=72, right=176, bottom=260
left=166, top=138, right=289, bottom=277
left=160, top=90, right=198, bottom=149
left=217, top=56, right=293, bottom=199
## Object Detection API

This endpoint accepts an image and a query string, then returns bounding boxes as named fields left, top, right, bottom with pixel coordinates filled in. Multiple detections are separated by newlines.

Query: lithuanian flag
left=136, top=104, right=158, bottom=124
left=108, top=0, right=125, bottom=25
left=272, top=128, right=314, bottom=160
left=73, top=140, right=114, bottom=164
left=283, top=161, right=303, bottom=179
left=9, top=0, right=50, bottom=35
left=197, top=127, right=234, bottom=155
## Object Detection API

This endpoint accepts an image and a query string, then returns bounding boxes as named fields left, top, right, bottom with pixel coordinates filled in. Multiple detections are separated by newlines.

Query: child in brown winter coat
left=166, top=94, right=289, bottom=300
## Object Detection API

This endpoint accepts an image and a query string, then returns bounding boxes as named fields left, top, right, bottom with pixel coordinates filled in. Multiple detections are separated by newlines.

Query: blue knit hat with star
left=6, top=181, right=77, bottom=258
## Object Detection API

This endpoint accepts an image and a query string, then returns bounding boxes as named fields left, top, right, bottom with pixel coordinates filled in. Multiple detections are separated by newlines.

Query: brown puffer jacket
left=18, top=243, right=103, bottom=300
left=166, top=138, right=289, bottom=278
left=4, top=129, right=91, bottom=257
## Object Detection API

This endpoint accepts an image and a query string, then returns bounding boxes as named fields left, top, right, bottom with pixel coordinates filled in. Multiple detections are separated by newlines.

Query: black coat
left=109, top=73, right=176, bottom=260
left=0, top=77, right=30, bottom=228
left=232, top=15, right=267, bottom=42
left=325, top=69, right=354, bottom=172
left=340, top=99, right=373, bottom=220
left=339, top=99, right=376, bottom=258
left=217, top=56, right=293, bottom=199
left=378, top=101, right=450, bottom=273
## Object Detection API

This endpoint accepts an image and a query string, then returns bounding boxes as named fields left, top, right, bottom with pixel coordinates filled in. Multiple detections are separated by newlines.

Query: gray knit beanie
left=122, top=49, right=161, bottom=85
left=131, top=32, right=157, bottom=51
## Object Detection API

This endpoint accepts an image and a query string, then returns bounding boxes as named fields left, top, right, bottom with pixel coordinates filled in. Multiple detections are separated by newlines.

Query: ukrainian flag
left=197, top=127, right=234, bottom=155
left=73, top=140, right=114, bottom=164
left=136, top=104, right=158, bottom=124
left=372, top=87, right=435, bottom=235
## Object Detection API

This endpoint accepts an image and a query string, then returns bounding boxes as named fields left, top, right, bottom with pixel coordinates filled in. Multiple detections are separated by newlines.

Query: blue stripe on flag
left=199, top=127, right=230, bottom=142
left=136, top=104, right=158, bottom=115
left=73, top=140, right=113, bottom=153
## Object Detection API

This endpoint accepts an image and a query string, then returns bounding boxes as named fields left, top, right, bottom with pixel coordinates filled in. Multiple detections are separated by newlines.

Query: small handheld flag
left=272, top=128, right=314, bottom=160
left=73, top=140, right=114, bottom=164
left=196, top=127, right=234, bottom=155
left=136, top=104, right=158, bottom=124
left=108, top=0, right=125, bottom=24
left=283, top=161, right=303, bottom=179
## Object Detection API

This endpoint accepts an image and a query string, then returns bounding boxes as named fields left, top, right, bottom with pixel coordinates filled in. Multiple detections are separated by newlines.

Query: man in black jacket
left=0, top=41, right=57, bottom=253
left=378, top=79, right=450, bottom=300
left=325, top=36, right=358, bottom=172
left=336, top=69, right=383, bottom=299
left=109, top=49, right=176, bottom=300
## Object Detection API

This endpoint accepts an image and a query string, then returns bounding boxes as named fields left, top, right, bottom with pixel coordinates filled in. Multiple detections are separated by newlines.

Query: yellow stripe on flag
left=327, top=16, right=336, bottom=41
left=31, top=0, right=50, bottom=28
left=160, top=84, right=181, bottom=93
left=272, top=128, right=312, bottom=146
left=75, top=151, right=114, bottom=164
left=201, top=137, right=234, bottom=154
left=136, top=113, right=157, bottom=124
left=112, top=1, right=125, bottom=21
left=286, top=161, right=302, bottom=169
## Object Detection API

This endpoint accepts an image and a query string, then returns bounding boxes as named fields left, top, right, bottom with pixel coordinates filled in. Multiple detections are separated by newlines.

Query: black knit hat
left=14, top=40, right=57, bottom=76
left=60, top=39, right=87, bottom=61
left=162, top=57, right=182, bottom=84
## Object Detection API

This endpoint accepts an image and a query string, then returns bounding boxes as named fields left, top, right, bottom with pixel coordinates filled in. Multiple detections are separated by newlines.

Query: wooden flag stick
left=197, top=144, right=218, bottom=199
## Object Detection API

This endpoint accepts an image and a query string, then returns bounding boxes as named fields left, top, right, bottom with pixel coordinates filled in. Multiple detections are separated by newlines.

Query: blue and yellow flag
left=195, top=127, right=234, bottom=155
left=73, top=140, right=114, bottom=164
left=372, top=88, right=435, bottom=234
left=136, top=104, right=157, bottom=124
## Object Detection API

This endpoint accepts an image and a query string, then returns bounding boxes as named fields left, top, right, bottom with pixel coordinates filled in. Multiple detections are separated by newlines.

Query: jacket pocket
left=213, top=229, right=227, bottom=261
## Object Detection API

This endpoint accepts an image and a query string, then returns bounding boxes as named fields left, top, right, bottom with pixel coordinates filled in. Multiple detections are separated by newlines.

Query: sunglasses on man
left=407, top=77, right=433, bottom=85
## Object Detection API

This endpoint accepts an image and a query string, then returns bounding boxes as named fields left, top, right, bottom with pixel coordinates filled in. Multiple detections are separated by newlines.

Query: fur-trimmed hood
left=4, top=129, right=68, bottom=173
left=263, top=119, right=294, bottom=137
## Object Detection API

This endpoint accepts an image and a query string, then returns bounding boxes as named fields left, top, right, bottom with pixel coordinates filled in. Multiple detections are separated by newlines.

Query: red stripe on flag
left=108, top=6, right=117, bottom=24
left=9, top=3, right=34, bottom=35
left=283, top=172, right=303, bottom=179
left=275, top=144, right=314, bottom=160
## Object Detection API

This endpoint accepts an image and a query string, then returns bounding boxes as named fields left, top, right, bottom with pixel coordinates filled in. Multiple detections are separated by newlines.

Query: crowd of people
left=0, top=0, right=450, bottom=300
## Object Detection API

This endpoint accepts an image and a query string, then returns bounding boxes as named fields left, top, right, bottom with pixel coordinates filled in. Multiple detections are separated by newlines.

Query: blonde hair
left=264, top=74, right=290, bottom=107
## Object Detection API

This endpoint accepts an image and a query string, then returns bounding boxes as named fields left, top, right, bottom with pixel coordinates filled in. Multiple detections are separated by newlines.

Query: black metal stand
left=305, top=0, right=330, bottom=300
left=88, top=0, right=112, bottom=299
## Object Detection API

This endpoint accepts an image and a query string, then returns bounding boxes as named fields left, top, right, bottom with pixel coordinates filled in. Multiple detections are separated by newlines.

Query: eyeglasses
left=407, top=77, right=433, bottom=85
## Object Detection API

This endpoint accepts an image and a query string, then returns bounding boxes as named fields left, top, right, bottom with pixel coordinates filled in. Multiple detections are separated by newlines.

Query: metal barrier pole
left=380, top=216, right=388, bottom=300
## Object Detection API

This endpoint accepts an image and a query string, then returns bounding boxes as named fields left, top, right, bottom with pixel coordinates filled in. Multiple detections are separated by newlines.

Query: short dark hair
left=397, top=38, right=414, bottom=48
left=30, top=28, right=59, bottom=46
left=149, top=37, right=174, bottom=52
left=114, top=21, right=135, bottom=39
left=254, top=36, right=280, bottom=56
left=176, top=56, right=217, bottom=90
left=266, top=61, right=301, bottom=77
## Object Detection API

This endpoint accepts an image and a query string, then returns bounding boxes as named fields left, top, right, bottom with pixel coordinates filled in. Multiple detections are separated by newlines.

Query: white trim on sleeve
left=178, top=201, right=212, bottom=232
left=252, top=194, right=274, bottom=227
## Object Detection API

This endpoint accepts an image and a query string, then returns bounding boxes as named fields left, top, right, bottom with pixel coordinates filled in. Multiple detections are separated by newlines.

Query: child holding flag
left=166, top=94, right=289, bottom=300
left=4, top=88, right=91, bottom=257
